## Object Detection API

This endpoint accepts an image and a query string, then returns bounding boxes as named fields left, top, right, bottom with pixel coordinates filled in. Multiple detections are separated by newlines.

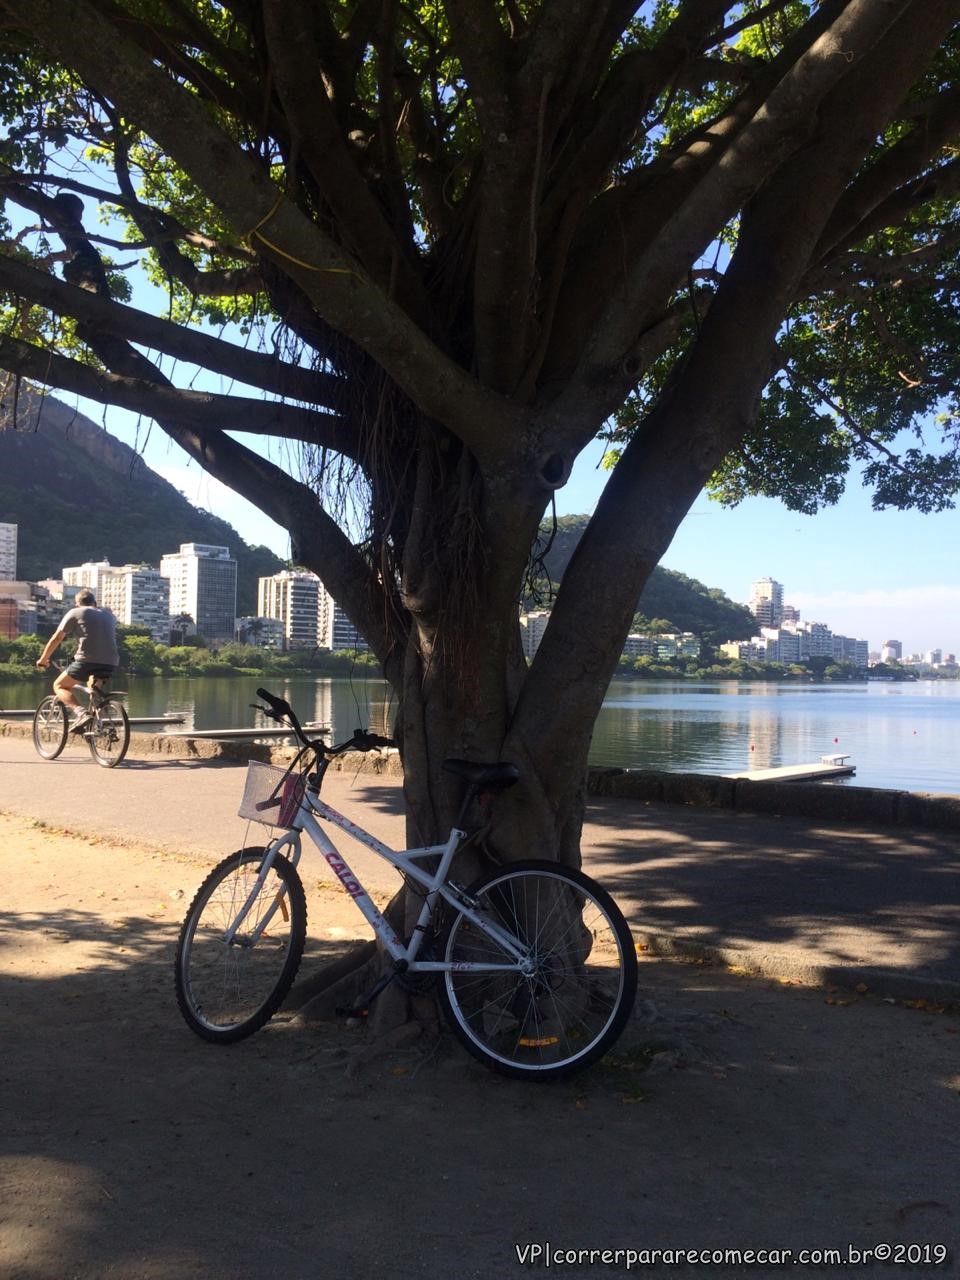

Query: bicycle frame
left=227, top=781, right=531, bottom=975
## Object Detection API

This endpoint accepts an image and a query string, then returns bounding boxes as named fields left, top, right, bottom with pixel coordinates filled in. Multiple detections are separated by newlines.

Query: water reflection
left=589, top=680, right=960, bottom=792
left=2, top=674, right=959, bottom=793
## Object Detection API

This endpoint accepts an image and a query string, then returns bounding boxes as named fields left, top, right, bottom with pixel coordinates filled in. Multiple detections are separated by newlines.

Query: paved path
left=2, top=734, right=957, bottom=999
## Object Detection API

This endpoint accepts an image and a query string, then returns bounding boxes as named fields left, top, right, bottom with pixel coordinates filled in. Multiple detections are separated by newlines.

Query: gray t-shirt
left=60, top=605, right=120, bottom=666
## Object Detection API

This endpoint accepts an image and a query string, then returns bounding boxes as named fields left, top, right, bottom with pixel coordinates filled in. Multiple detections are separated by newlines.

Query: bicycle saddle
left=442, top=759, right=520, bottom=790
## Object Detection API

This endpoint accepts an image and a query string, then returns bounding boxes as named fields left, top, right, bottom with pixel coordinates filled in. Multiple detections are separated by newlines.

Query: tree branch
left=5, top=0, right=524, bottom=462
left=0, top=333, right=355, bottom=450
left=0, top=251, right=348, bottom=412
left=802, top=224, right=960, bottom=295
left=813, top=85, right=960, bottom=262
left=260, top=0, right=427, bottom=315
left=548, top=0, right=918, bottom=435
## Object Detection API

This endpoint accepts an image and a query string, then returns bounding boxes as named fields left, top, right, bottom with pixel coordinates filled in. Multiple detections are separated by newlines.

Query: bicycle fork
left=223, top=838, right=298, bottom=947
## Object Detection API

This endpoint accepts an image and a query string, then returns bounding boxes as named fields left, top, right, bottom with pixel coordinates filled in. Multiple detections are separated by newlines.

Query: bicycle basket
left=238, top=761, right=306, bottom=827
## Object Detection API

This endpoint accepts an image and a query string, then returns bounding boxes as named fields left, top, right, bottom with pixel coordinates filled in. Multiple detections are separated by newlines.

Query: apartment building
left=62, top=559, right=114, bottom=599
left=100, top=565, right=171, bottom=643
left=519, top=609, right=551, bottom=660
left=258, top=570, right=326, bottom=649
left=749, top=577, right=784, bottom=628
left=161, top=543, right=237, bottom=643
left=258, top=569, right=368, bottom=652
left=235, top=616, right=285, bottom=648
left=0, top=580, right=48, bottom=638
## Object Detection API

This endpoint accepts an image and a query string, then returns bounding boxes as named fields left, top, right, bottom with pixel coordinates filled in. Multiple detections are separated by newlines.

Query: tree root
left=287, top=942, right=379, bottom=1022
left=287, top=941, right=445, bottom=1078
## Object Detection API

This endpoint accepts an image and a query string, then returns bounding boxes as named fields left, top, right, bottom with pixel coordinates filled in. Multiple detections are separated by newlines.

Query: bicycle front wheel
left=87, top=699, right=130, bottom=767
left=175, top=847, right=307, bottom=1044
left=439, top=860, right=637, bottom=1081
left=33, top=696, right=68, bottom=759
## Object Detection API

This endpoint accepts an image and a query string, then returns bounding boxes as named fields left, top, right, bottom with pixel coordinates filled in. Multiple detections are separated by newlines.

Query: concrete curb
left=635, top=932, right=960, bottom=1004
left=586, top=766, right=960, bottom=832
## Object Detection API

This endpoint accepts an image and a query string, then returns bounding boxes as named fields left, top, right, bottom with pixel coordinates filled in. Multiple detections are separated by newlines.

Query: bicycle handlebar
left=252, top=687, right=395, bottom=756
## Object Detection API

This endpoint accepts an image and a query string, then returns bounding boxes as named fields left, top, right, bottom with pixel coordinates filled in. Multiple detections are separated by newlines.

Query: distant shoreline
left=2, top=661, right=952, bottom=684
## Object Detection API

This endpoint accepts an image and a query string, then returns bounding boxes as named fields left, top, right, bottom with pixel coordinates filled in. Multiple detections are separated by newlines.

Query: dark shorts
left=64, top=661, right=117, bottom=683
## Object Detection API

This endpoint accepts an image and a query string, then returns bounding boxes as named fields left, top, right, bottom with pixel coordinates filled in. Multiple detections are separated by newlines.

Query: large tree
left=1, top=1, right=959, bottom=884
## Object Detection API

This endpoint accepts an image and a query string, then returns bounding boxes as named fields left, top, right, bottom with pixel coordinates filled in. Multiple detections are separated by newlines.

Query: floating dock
left=160, top=725, right=327, bottom=740
left=724, top=755, right=855, bottom=783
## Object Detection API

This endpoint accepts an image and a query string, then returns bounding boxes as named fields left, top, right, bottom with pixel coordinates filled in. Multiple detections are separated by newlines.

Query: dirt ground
left=2, top=809, right=959, bottom=1280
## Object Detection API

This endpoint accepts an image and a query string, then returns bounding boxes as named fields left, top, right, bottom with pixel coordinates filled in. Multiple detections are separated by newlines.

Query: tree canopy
left=0, top=1, right=958, bottom=858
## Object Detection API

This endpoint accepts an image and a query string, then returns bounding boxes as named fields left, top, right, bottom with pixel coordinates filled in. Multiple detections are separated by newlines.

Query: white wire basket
left=238, top=761, right=306, bottom=827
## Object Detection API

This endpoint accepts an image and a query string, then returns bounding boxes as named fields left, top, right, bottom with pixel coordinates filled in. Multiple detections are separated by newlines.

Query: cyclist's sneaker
left=69, top=710, right=93, bottom=734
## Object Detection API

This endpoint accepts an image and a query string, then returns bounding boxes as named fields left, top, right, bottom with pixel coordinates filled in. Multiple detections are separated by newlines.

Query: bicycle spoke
left=440, top=863, right=637, bottom=1079
left=175, top=849, right=306, bottom=1043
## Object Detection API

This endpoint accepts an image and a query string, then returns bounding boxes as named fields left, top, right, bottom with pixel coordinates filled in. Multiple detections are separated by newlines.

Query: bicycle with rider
left=35, top=588, right=120, bottom=733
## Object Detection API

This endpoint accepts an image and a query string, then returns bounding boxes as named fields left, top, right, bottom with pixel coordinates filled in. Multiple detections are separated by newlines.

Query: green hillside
left=532, top=514, right=755, bottom=645
left=0, top=395, right=283, bottom=614
left=1, top=399, right=753, bottom=646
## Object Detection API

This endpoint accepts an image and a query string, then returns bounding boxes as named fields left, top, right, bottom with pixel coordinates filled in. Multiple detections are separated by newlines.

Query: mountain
left=0, top=393, right=283, bottom=615
left=0, top=398, right=754, bottom=643
left=532, top=514, right=756, bottom=644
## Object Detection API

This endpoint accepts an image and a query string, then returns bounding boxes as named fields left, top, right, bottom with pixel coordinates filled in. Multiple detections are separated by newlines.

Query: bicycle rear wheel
left=439, top=860, right=637, bottom=1081
left=87, top=698, right=130, bottom=767
left=175, top=847, right=307, bottom=1043
left=33, top=696, right=68, bottom=759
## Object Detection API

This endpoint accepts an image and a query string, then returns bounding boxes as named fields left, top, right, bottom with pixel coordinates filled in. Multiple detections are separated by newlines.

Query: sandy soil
left=2, top=810, right=959, bottom=1280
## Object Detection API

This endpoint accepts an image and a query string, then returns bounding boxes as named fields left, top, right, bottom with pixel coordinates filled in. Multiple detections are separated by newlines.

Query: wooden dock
left=724, top=755, right=855, bottom=782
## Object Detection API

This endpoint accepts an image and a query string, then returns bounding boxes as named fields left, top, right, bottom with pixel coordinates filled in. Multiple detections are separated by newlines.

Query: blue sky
left=92, top=405, right=958, bottom=658
left=566, top=439, right=960, bottom=658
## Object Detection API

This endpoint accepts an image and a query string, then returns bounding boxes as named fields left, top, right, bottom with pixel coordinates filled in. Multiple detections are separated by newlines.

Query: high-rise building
left=258, top=570, right=325, bottom=649
left=880, top=639, right=902, bottom=662
left=257, top=569, right=368, bottom=652
left=0, top=522, right=17, bottom=578
left=327, top=603, right=368, bottom=651
left=750, top=577, right=784, bottom=628
left=100, top=565, right=171, bottom=643
left=160, top=543, right=237, bottom=642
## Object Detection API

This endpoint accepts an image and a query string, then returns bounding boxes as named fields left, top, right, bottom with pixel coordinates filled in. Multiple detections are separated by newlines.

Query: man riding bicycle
left=35, top=588, right=120, bottom=733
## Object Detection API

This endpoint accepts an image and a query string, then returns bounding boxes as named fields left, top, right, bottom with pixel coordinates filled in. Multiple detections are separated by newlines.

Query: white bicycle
left=174, top=688, right=638, bottom=1080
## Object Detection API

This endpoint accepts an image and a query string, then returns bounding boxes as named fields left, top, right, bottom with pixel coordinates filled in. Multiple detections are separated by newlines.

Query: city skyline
left=26, top=399, right=960, bottom=656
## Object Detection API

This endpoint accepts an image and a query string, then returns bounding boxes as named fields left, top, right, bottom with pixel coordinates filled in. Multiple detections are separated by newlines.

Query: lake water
left=3, top=674, right=958, bottom=795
